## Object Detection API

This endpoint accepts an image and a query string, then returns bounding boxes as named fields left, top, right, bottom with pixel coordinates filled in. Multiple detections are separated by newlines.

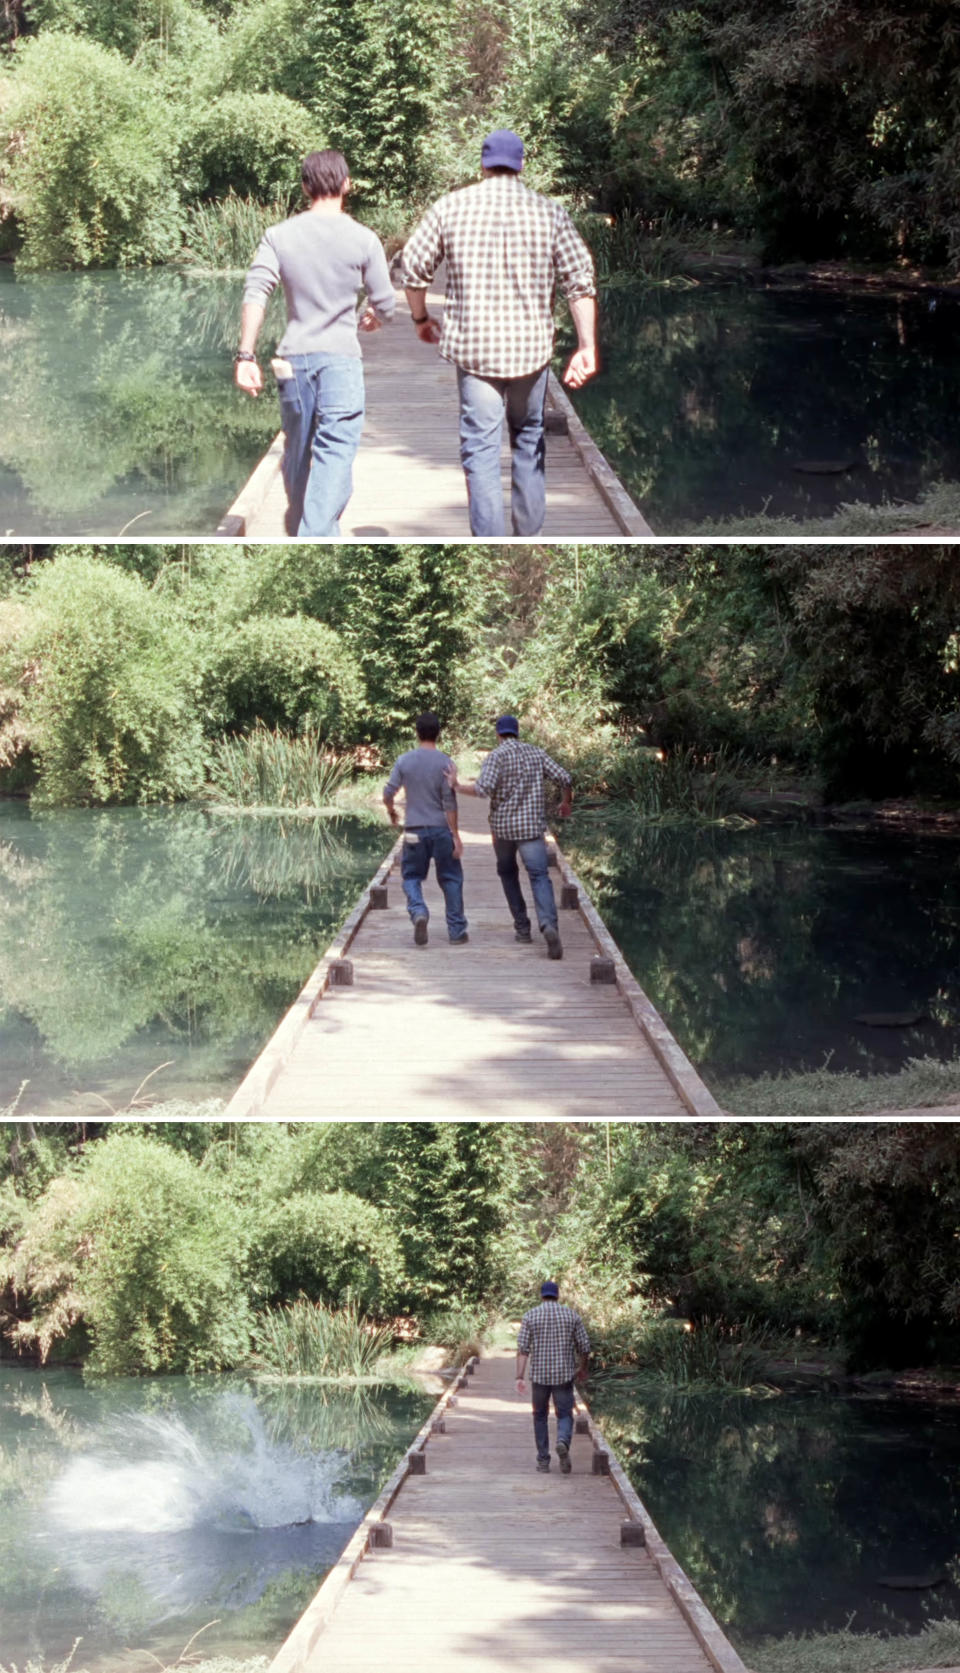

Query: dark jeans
left=493, top=835, right=558, bottom=934
left=532, top=1380, right=575, bottom=1461
left=400, top=826, right=467, bottom=940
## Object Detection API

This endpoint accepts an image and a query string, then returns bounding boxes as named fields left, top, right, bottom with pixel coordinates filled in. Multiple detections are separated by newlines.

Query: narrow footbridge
left=218, top=281, right=651, bottom=540
left=224, top=796, right=721, bottom=1119
left=266, top=1347, right=747, bottom=1673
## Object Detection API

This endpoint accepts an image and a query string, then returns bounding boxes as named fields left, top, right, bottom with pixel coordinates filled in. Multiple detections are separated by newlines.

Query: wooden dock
left=218, top=282, right=652, bottom=540
left=223, top=795, right=721, bottom=1120
left=267, top=1346, right=747, bottom=1673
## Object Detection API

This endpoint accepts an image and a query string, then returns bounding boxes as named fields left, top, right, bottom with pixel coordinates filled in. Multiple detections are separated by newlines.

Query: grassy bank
left=688, top=479, right=960, bottom=538
left=720, top=1054, right=960, bottom=1119
left=749, top=1619, right=960, bottom=1673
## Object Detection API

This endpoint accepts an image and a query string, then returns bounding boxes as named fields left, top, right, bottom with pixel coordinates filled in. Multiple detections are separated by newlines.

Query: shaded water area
left=0, top=799, right=392, bottom=1116
left=0, top=1365, right=434, bottom=1671
left=591, top=1381, right=960, bottom=1651
left=558, top=283, right=960, bottom=530
left=562, top=817, right=960, bottom=1084
left=0, top=267, right=282, bottom=538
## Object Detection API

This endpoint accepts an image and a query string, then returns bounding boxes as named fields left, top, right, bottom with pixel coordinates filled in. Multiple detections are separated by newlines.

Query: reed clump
left=252, top=1296, right=395, bottom=1379
left=182, top=193, right=291, bottom=270
left=207, top=723, right=351, bottom=812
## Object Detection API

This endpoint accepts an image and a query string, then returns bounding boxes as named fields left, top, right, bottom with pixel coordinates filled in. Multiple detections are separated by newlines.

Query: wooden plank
left=219, top=282, right=652, bottom=540
left=265, top=1348, right=743, bottom=1673
left=223, top=794, right=716, bottom=1119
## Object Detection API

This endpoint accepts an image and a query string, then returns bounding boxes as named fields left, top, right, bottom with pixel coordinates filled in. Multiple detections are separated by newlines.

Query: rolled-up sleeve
left=243, top=232, right=281, bottom=308
left=553, top=209, right=596, bottom=303
left=401, top=206, right=445, bottom=289
left=363, top=234, right=397, bottom=322
left=540, top=749, right=572, bottom=789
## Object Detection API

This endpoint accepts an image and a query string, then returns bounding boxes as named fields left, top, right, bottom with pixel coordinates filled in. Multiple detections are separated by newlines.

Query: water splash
left=46, top=1393, right=362, bottom=1535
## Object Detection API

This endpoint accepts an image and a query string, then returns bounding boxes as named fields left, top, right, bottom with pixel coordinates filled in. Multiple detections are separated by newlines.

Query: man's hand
left=414, top=317, right=442, bottom=344
left=358, top=308, right=383, bottom=333
left=562, top=346, right=599, bottom=389
left=516, top=1378, right=527, bottom=1394
left=235, top=360, right=263, bottom=398
left=452, top=834, right=463, bottom=861
left=384, top=799, right=399, bottom=827
left=558, top=798, right=573, bottom=820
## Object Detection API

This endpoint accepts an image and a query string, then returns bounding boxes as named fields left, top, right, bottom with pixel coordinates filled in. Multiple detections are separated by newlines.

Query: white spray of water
left=46, top=1394, right=363, bottom=1536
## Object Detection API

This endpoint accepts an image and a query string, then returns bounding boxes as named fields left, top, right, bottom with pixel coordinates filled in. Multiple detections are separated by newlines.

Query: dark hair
left=415, top=712, right=442, bottom=741
left=301, top=150, right=350, bottom=200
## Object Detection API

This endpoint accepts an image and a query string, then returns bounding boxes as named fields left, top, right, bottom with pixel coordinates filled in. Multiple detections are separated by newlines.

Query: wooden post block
left=369, top=1522, right=393, bottom=1548
left=574, top=1415, right=590, bottom=1434
left=621, top=1520, right=646, bottom=1546
left=430, top=1417, right=446, bottom=1434
left=447, top=1396, right=457, bottom=1406
left=560, top=884, right=579, bottom=909
left=592, top=1449, right=610, bottom=1475
left=546, top=845, right=559, bottom=869
left=590, top=957, right=617, bottom=984
left=329, top=958, right=353, bottom=986
left=465, top=1358, right=476, bottom=1375
left=370, top=884, right=389, bottom=909
left=408, top=1451, right=427, bottom=1475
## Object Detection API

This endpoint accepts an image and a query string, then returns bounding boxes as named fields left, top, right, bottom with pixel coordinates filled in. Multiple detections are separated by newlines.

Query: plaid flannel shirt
left=517, top=1302, right=590, bottom=1386
left=401, top=175, right=596, bottom=378
left=474, top=738, right=571, bottom=842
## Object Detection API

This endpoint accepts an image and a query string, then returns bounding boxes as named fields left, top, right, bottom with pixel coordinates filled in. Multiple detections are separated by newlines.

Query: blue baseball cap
left=495, top=714, right=519, bottom=736
left=540, top=1280, right=559, bottom=1299
left=482, top=129, right=524, bottom=172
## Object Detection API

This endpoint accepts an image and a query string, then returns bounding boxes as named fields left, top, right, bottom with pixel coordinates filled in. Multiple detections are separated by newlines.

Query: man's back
left=475, top=738, right=569, bottom=840
left=518, top=1299, right=590, bottom=1385
left=244, top=212, right=395, bottom=358
left=402, top=174, right=594, bottom=378
left=383, top=747, right=456, bottom=828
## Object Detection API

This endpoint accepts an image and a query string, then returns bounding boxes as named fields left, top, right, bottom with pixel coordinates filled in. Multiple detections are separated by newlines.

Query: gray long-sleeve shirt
left=383, top=748, right=456, bottom=828
left=243, top=211, right=396, bottom=357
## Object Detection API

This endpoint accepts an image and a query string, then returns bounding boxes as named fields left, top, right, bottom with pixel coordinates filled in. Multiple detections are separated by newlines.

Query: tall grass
left=751, top=1618, right=960, bottom=1673
left=575, top=209, right=697, bottom=286
left=592, top=1318, right=766, bottom=1388
left=182, top=193, right=292, bottom=270
left=252, top=1297, right=395, bottom=1378
left=208, top=723, right=351, bottom=812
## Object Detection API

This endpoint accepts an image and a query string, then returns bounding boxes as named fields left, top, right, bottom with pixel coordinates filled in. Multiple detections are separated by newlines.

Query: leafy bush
left=1, top=1133, right=252, bottom=1374
left=418, top=1303, right=488, bottom=1361
left=10, top=551, right=205, bottom=804
left=24, top=0, right=209, bottom=59
left=181, top=91, right=320, bottom=203
left=249, top=1190, right=405, bottom=1314
left=1, top=34, right=183, bottom=268
left=204, top=615, right=363, bottom=739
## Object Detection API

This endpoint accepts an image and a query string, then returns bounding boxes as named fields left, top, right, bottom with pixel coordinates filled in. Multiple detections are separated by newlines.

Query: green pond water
left=557, top=283, right=960, bottom=530
left=563, top=816, right=960, bottom=1084
left=5, top=265, right=960, bottom=535
left=0, top=1365, right=435, bottom=1671
left=3, top=803, right=958, bottom=1114
left=591, top=1381, right=960, bottom=1651
left=0, top=799, right=392, bottom=1116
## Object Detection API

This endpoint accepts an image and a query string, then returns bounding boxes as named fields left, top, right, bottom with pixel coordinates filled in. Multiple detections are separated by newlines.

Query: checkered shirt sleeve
left=474, top=740, right=571, bottom=841
left=517, top=1304, right=590, bottom=1385
left=401, top=176, right=596, bottom=379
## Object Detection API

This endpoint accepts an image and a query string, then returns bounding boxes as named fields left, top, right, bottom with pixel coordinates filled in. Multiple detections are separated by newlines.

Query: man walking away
left=401, top=129, right=598, bottom=537
left=453, top=715, right=572, bottom=959
left=236, top=149, right=396, bottom=536
left=516, top=1280, right=590, bottom=1473
left=383, top=713, right=468, bottom=946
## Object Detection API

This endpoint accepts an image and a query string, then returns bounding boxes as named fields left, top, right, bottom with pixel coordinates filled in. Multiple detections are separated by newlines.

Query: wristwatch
left=411, top=313, right=429, bottom=327
left=233, top=349, right=258, bottom=363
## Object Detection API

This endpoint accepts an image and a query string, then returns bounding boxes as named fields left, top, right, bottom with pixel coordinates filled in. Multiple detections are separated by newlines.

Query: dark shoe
left=413, top=917, right=428, bottom=946
left=544, top=926, right=563, bottom=960
left=536, top=1458, right=550, bottom=1472
left=450, top=932, right=469, bottom=944
left=515, top=926, right=533, bottom=943
left=556, top=1440, right=572, bottom=1474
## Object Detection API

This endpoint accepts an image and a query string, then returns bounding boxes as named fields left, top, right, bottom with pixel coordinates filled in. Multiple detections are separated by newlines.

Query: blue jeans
left=277, top=353, right=365, bottom=537
left=456, top=365, right=549, bottom=536
left=400, top=827, right=467, bottom=940
left=493, top=835, right=558, bottom=935
left=532, top=1381, right=575, bottom=1462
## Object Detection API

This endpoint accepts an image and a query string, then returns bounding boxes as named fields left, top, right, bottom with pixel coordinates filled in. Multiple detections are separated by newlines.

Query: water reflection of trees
left=0, top=804, right=389, bottom=1096
left=565, top=819, right=960, bottom=1079
left=0, top=270, right=282, bottom=528
left=594, top=1385, right=960, bottom=1643
left=557, top=286, right=960, bottom=529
